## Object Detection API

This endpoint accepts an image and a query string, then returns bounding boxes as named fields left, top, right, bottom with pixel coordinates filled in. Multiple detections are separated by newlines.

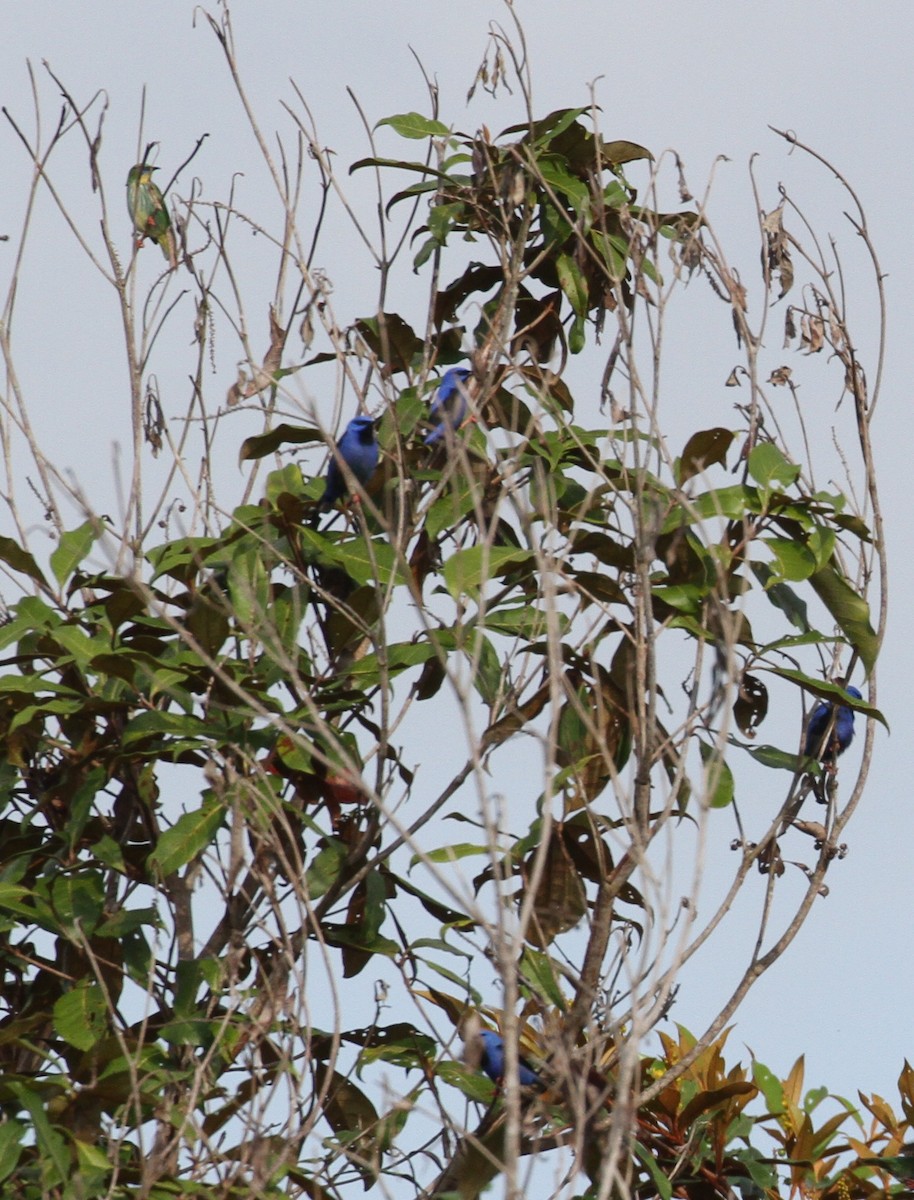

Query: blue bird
left=423, top=367, right=473, bottom=446
left=478, top=1029, right=542, bottom=1088
left=320, top=415, right=378, bottom=510
left=804, top=685, right=862, bottom=762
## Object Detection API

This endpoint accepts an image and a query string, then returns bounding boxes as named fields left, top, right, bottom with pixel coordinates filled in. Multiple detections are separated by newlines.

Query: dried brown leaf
left=761, top=204, right=794, bottom=298
left=801, top=314, right=825, bottom=354
left=783, top=306, right=797, bottom=347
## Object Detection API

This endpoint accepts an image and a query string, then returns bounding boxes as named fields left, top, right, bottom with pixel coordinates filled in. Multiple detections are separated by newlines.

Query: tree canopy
left=0, top=9, right=897, bottom=1199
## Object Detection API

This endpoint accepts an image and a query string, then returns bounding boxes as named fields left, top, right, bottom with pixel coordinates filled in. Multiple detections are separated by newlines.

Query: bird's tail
left=161, top=227, right=178, bottom=270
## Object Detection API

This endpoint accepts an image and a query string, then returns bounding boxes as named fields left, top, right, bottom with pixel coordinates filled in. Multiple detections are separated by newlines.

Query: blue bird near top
left=478, top=1029, right=542, bottom=1088
left=320, top=415, right=379, bottom=510
left=423, top=367, right=473, bottom=446
left=804, top=685, right=862, bottom=762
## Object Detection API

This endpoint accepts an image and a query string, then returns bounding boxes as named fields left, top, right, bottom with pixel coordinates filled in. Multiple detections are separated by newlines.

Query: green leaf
left=0, top=674, right=81, bottom=697
left=346, top=641, right=437, bottom=682
left=634, top=1140, right=673, bottom=1200
left=358, top=1024, right=437, bottom=1069
left=0, top=883, right=37, bottom=920
left=428, top=201, right=463, bottom=245
left=412, top=234, right=438, bottom=270
left=747, top=443, right=801, bottom=491
left=0, top=1120, right=25, bottom=1184
left=809, top=564, right=879, bottom=676
left=442, top=546, right=532, bottom=600
left=49, top=621, right=100, bottom=668
left=52, top=871, right=104, bottom=936
left=751, top=562, right=810, bottom=631
left=730, top=739, right=804, bottom=772
left=53, top=981, right=107, bottom=1050
left=416, top=843, right=488, bottom=867
left=424, top=477, right=478, bottom=541
left=228, top=546, right=271, bottom=628
left=651, top=583, right=705, bottom=614
left=303, top=531, right=409, bottom=589
left=569, top=312, right=586, bottom=354
left=537, top=157, right=589, bottom=211
left=264, top=463, right=306, bottom=505
left=74, top=1140, right=112, bottom=1174
left=591, top=230, right=629, bottom=281
left=752, top=1060, right=784, bottom=1112
left=518, top=947, right=567, bottom=1010
left=699, top=741, right=735, bottom=808
left=121, top=709, right=214, bottom=748
left=769, top=669, right=887, bottom=731
left=305, top=841, right=347, bottom=898
left=468, top=632, right=504, bottom=706
left=664, top=485, right=756, bottom=528
left=350, top=156, right=457, bottom=182
left=96, top=906, right=159, bottom=937
left=239, top=423, right=322, bottom=463
left=764, top=537, right=817, bottom=582
left=556, top=253, right=588, bottom=317
left=150, top=797, right=225, bottom=875
left=0, top=535, right=48, bottom=585
left=50, top=521, right=97, bottom=586
left=807, top=522, right=836, bottom=569
left=481, top=604, right=567, bottom=640
left=7, top=1083, right=69, bottom=1184
left=518, top=106, right=589, bottom=145
left=376, top=112, right=450, bottom=139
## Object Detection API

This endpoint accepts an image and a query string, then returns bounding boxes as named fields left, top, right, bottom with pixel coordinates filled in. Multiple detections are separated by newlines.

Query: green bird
left=126, top=163, right=177, bottom=269
left=860, top=1143, right=914, bottom=1186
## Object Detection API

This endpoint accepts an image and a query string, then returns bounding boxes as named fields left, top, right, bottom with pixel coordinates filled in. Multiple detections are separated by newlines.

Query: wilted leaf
left=734, top=673, right=768, bottom=737
left=602, top=139, right=654, bottom=165
left=677, top=428, right=734, bottom=485
left=354, top=312, right=423, bottom=373
left=801, top=313, right=825, bottom=353
left=524, top=828, right=587, bottom=947
left=761, top=204, right=793, bottom=298
left=480, top=683, right=550, bottom=751
left=757, top=839, right=784, bottom=876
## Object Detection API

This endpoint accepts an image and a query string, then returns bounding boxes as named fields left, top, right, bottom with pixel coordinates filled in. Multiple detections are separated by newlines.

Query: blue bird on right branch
left=319, top=414, right=379, bottom=511
left=476, top=1029, right=542, bottom=1089
left=423, top=367, right=473, bottom=446
left=804, top=684, right=863, bottom=763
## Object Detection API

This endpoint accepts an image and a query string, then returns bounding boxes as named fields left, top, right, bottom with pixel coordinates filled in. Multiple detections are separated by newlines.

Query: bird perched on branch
left=804, top=684, right=862, bottom=762
left=126, top=163, right=178, bottom=269
left=424, top=367, right=473, bottom=446
left=477, top=1029, right=542, bottom=1088
left=860, top=1144, right=914, bottom=1187
left=320, top=415, right=379, bottom=510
